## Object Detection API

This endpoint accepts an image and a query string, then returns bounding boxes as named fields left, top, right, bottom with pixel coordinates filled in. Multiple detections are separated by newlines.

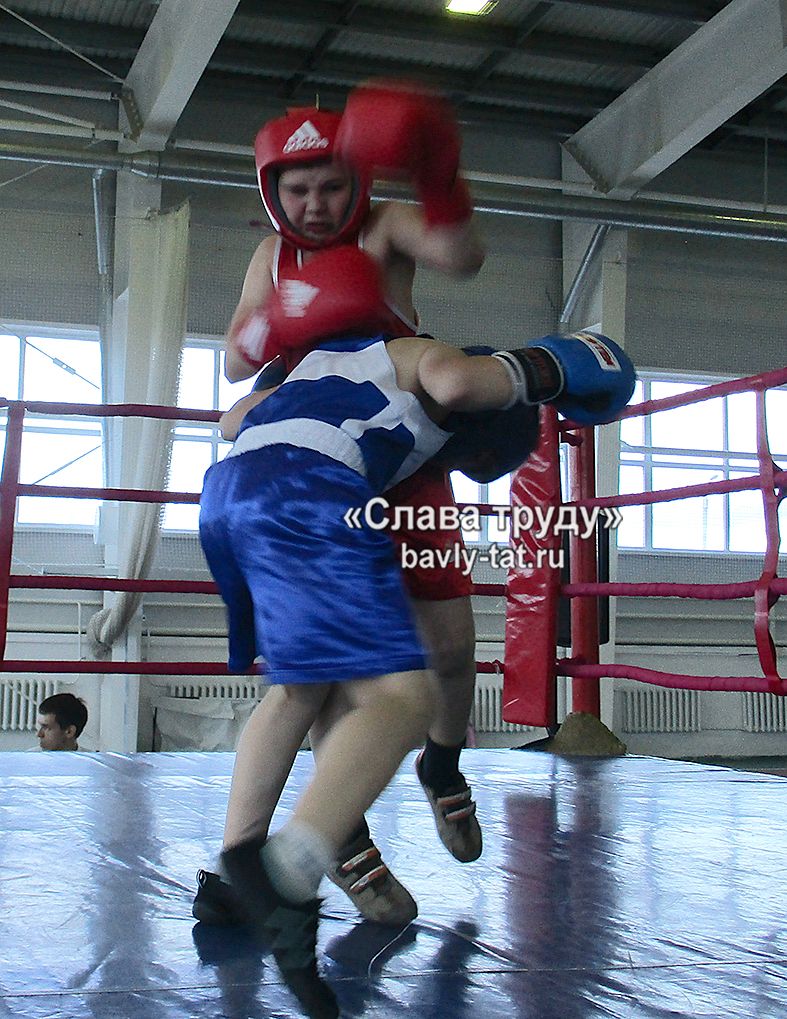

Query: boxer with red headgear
left=255, top=107, right=370, bottom=250
left=227, top=108, right=405, bottom=371
left=196, top=84, right=487, bottom=932
left=224, top=93, right=483, bottom=379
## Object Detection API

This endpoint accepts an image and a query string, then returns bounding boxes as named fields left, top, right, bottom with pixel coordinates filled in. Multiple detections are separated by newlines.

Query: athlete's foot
left=192, top=868, right=250, bottom=926
left=221, top=840, right=338, bottom=1019
left=416, top=748, right=482, bottom=863
left=328, top=829, right=417, bottom=925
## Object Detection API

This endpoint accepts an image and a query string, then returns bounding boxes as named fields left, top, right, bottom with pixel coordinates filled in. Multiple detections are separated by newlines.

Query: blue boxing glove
left=436, top=345, right=541, bottom=483
left=492, top=331, right=636, bottom=425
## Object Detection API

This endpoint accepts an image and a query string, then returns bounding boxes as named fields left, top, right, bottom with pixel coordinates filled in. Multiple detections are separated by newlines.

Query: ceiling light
left=446, top=0, right=497, bottom=15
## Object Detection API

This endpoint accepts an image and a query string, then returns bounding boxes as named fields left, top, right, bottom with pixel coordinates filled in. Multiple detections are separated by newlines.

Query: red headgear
left=254, top=107, right=371, bottom=250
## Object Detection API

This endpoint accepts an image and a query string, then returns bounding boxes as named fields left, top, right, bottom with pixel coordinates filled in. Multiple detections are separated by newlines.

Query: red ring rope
left=1, top=374, right=784, bottom=700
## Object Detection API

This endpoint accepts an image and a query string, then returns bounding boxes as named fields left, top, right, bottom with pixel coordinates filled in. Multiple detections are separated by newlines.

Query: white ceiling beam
left=123, top=0, right=240, bottom=152
left=563, top=0, right=787, bottom=197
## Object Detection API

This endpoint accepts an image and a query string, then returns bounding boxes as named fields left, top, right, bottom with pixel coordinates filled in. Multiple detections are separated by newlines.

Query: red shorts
left=385, top=462, right=473, bottom=601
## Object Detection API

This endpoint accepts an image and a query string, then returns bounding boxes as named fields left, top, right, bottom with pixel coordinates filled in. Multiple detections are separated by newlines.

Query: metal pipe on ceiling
left=0, top=96, right=108, bottom=127
left=91, top=168, right=115, bottom=489
left=3, top=127, right=787, bottom=217
left=559, top=224, right=610, bottom=332
left=0, top=79, right=116, bottom=101
left=2, top=140, right=787, bottom=244
left=91, top=168, right=114, bottom=277
left=0, top=118, right=126, bottom=142
left=469, top=169, right=787, bottom=218
left=470, top=188, right=787, bottom=244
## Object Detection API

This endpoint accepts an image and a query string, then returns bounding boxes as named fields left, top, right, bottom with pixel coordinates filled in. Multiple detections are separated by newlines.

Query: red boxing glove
left=337, top=79, right=473, bottom=228
left=231, top=246, right=389, bottom=369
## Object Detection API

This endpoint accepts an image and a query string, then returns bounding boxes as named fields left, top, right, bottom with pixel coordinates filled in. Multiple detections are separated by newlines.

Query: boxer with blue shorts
left=199, top=325, right=636, bottom=1018
left=200, top=335, right=449, bottom=683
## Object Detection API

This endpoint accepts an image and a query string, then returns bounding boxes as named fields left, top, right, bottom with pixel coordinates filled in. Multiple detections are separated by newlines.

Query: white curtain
left=87, top=202, right=190, bottom=657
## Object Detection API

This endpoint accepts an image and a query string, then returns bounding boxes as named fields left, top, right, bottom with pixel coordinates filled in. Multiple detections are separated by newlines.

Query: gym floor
left=2, top=748, right=785, bottom=1019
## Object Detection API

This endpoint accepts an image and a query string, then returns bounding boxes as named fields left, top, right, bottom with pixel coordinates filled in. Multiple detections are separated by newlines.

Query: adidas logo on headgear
left=283, top=120, right=330, bottom=155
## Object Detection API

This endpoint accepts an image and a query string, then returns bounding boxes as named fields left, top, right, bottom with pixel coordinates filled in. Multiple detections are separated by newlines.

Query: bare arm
left=387, top=336, right=512, bottom=414
left=224, top=237, right=277, bottom=383
left=375, top=201, right=485, bottom=278
left=219, top=386, right=279, bottom=441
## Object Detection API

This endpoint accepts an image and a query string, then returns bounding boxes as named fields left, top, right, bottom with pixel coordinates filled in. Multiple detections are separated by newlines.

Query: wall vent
left=742, top=692, right=787, bottom=733
left=620, top=687, right=700, bottom=733
left=0, top=678, right=61, bottom=731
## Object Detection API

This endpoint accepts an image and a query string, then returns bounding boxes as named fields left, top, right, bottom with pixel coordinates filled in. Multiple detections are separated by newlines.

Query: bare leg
left=411, top=595, right=477, bottom=747
left=308, top=595, right=479, bottom=859
left=224, top=668, right=433, bottom=900
left=289, top=668, right=434, bottom=850
left=410, top=595, right=482, bottom=862
left=307, top=683, right=352, bottom=758
left=307, top=682, right=419, bottom=924
left=222, top=683, right=331, bottom=849
left=309, top=595, right=475, bottom=766
left=221, top=670, right=433, bottom=1019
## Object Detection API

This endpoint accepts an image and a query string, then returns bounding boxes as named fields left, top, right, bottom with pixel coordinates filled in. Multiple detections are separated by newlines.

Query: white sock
left=262, top=822, right=334, bottom=904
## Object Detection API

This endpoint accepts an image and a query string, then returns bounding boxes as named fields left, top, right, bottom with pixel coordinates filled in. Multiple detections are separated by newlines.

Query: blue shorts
left=199, top=445, right=427, bottom=684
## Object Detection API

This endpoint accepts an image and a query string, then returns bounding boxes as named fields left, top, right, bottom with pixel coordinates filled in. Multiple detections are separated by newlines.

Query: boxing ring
left=504, top=365, right=787, bottom=730
left=1, top=372, right=787, bottom=1019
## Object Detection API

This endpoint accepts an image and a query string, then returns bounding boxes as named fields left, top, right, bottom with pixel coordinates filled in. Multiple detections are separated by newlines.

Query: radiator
left=0, top=678, right=62, bottom=731
left=166, top=678, right=265, bottom=701
left=742, top=692, right=787, bottom=733
left=470, top=673, right=534, bottom=734
left=619, top=687, right=700, bottom=734
left=165, top=674, right=530, bottom=735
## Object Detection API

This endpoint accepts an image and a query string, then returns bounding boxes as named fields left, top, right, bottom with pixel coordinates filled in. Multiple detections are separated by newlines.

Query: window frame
left=163, top=336, right=248, bottom=533
left=4, top=329, right=784, bottom=556
left=1, top=324, right=104, bottom=531
left=617, top=370, right=787, bottom=558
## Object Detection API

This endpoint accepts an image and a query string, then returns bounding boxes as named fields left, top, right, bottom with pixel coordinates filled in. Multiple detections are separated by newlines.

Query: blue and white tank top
left=226, top=335, right=449, bottom=493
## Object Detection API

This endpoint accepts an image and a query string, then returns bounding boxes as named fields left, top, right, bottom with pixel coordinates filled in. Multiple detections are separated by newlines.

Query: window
left=450, top=471, right=515, bottom=544
left=0, top=330, right=250, bottom=532
left=164, top=340, right=249, bottom=530
left=12, top=332, right=779, bottom=558
left=618, top=374, right=787, bottom=555
left=1, top=328, right=103, bottom=527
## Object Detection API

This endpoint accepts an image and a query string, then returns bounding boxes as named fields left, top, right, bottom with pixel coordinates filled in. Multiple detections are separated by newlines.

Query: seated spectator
left=37, top=693, right=88, bottom=751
